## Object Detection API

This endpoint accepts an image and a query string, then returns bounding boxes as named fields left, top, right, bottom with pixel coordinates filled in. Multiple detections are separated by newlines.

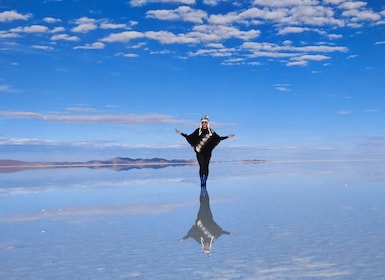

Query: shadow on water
left=178, top=188, right=236, bottom=256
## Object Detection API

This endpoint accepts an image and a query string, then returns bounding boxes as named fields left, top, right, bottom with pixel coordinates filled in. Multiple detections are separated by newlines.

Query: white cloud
left=0, top=137, right=56, bottom=146
left=130, top=0, right=195, bottom=7
left=123, top=53, right=139, bottom=58
left=51, top=34, right=80, bottom=41
left=146, top=6, right=208, bottom=24
left=43, top=17, right=62, bottom=23
left=278, top=26, right=307, bottom=34
left=241, top=42, right=347, bottom=59
left=73, top=42, right=105, bottom=49
left=323, top=0, right=345, bottom=4
left=208, top=12, right=243, bottom=25
left=71, top=17, right=98, bottom=33
left=287, top=60, right=308, bottom=66
left=328, top=33, right=343, bottom=39
left=292, top=54, right=330, bottom=61
left=149, top=49, right=170, bottom=54
left=1, top=1, right=383, bottom=68
left=11, top=25, right=49, bottom=33
left=187, top=47, right=234, bottom=57
left=131, top=42, right=147, bottom=49
left=101, top=31, right=144, bottom=43
left=222, top=57, right=247, bottom=66
left=203, top=0, right=219, bottom=6
left=285, top=5, right=344, bottom=26
left=274, top=84, right=291, bottom=91
left=0, top=31, right=19, bottom=39
left=347, top=54, right=357, bottom=59
left=295, top=45, right=347, bottom=53
left=240, top=7, right=289, bottom=23
left=338, top=1, right=367, bottom=10
left=65, top=106, right=100, bottom=113
left=253, top=0, right=318, bottom=8
left=192, top=24, right=260, bottom=41
left=100, top=21, right=127, bottom=29
left=116, top=52, right=140, bottom=58
left=207, top=42, right=225, bottom=48
left=337, top=110, right=352, bottom=115
left=0, top=111, right=188, bottom=125
left=286, top=53, right=331, bottom=66
left=0, top=10, right=31, bottom=22
left=51, top=26, right=65, bottom=33
left=342, top=8, right=381, bottom=22
left=31, top=45, right=54, bottom=51
left=145, top=30, right=198, bottom=44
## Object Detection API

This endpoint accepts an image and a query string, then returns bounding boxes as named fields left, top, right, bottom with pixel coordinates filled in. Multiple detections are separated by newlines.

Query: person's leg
left=197, top=153, right=211, bottom=187
left=203, top=153, right=211, bottom=177
left=196, top=153, right=205, bottom=177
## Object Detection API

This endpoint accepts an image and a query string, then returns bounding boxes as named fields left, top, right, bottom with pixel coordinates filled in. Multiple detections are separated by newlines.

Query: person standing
left=175, top=115, right=234, bottom=188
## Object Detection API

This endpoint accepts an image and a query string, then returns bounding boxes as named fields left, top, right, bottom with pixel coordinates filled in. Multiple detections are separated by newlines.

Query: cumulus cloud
left=253, top=0, right=318, bottom=8
left=241, top=41, right=347, bottom=63
left=0, top=10, right=31, bottom=22
left=0, top=30, right=20, bottom=39
left=43, top=17, right=62, bottom=23
left=0, top=1, right=383, bottom=67
left=101, top=31, right=144, bottom=43
left=203, top=0, right=219, bottom=6
left=145, top=30, right=198, bottom=44
left=278, top=26, right=308, bottom=34
left=71, top=17, right=98, bottom=33
left=188, top=47, right=235, bottom=57
left=130, top=0, right=195, bottom=7
left=146, top=6, right=208, bottom=23
left=100, top=21, right=127, bottom=29
left=51, top=34, right=80, bottom=41
left=11, top=25, right=49, bottom=33
left=73, top=42, right=105, bottom=49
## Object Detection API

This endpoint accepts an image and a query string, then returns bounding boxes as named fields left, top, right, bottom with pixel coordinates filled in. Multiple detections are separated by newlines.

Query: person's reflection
left=178, top=188, right=235, bottom=256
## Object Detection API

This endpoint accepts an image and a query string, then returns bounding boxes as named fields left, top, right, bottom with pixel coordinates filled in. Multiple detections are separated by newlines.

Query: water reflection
left=178, top=188, right=235, bottom=256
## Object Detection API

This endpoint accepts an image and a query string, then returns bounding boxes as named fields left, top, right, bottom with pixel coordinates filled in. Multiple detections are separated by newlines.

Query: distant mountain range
left=0, top=157, right=196, bottom=173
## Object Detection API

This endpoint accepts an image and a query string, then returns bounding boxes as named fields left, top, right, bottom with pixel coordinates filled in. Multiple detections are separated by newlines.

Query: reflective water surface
left=1, top=161, right=385, bottom=279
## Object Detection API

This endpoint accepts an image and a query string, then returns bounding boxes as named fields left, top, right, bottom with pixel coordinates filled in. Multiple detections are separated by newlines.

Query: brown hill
left=0, top=157, right=195, bottom=173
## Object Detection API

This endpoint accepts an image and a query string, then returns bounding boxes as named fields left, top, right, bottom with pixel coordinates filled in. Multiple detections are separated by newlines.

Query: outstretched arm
left=220, top=133, right=235, bottom=140
left=222, top=230, right=236, bottom=236
left=176, top=129, right=189, bottom=138
left=178, top=234, right=190, bottom=244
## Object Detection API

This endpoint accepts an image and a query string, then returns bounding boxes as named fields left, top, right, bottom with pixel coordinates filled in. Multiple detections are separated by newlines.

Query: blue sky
left=1, top=0, right=385, bottom=161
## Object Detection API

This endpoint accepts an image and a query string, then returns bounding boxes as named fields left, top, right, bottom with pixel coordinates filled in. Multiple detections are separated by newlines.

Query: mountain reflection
left=178, top=188, right=235, bottom=256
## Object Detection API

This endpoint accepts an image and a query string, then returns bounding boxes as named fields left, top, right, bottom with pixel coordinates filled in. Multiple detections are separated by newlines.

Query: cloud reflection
left=3, top=200, right=197, bottom=222
left=253, top=257, right=350, bottom=278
